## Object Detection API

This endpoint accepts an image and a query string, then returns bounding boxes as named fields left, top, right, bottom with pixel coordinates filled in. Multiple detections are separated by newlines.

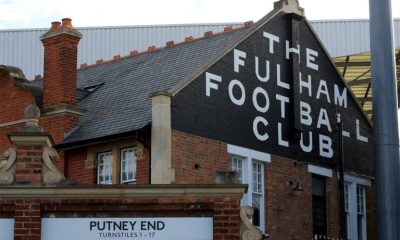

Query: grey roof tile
left=60, top=28, right=248, bottom=145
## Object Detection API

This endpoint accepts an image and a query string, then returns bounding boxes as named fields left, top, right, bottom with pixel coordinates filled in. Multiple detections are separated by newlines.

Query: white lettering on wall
left=255, top=57, right=270, bottom=82
left=234, top=49, right=246, bottom=73
left=276, top=64, right=290, bottom=89
left=278, top=122, right=289, bottom=147
left=336, top=113, right=350, bottom=137
left=202, top=29, right=370, bottom=160
left=299, top=73, right=312, bottom=97
left=228, top=80, right=246, bottom=106
left=316, top=80, right=331, bottom=103
left=317, top=108, right=332, bottom=132
left=285, top=40, right=300, bottom=60
left=300, top=101, right=312, bottom=126
left=334, top=84, right=348, bottom=108
left=356, top=119, right=368, bottom=142
left=253, top=116, right=269, bottom=141
left=205, top=72, right=222, bottom=97
left=306, top=48, right=319, bottom=71
left=300, top=131, right=313, bottom=152
left=252, top=87, right=270, bottom=113
left=276, top=94, right=289, bottom=118
left=263, top=32, right=280, bottom=54
left=319, top=134, right=333, bottom=158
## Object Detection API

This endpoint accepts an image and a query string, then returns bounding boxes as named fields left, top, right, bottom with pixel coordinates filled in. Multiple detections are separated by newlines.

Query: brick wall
left=14, top=200, right=41, bottom=240
left=40, top=113, right=80, bottom=144
left=136, top=147, right=150, bottom=185
left=170, top=130, right=374, bottom=239
left=265, top=155, right=351, bottom=239
left=266, top=155, right=313, bottom=239
left=65, top=148, right=94, bottom=184
left=171, top=130, right=231, bottom=184
left=0, top=124, right=22, bottom=154
left=0, top=74, right=36, bottom=154
left=15, top=145, right=44, bottom=185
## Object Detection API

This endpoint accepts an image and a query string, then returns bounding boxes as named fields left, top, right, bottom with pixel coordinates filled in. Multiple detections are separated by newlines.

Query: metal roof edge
left=309, top=18, right=400, bottom=23
left=0, top=22, right=244, bottom=32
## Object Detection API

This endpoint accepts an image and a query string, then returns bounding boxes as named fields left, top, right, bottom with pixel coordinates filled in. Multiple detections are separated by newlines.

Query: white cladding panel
left=0, top=219, right=14, bottom=240
left=1, top=19, right=399, bottom=80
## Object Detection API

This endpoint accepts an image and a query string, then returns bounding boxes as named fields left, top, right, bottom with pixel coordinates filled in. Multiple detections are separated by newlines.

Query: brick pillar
left=7, top=105, right=60, bottom=186
left=214, top=197, right=241, bottom=240
left=14, top=200, right=41, bottom=240
left=14, top=145, right=43, bottom=185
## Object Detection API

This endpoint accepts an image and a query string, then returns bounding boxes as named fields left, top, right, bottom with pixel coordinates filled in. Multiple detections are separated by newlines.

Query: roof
left=2, top=19, right=399, bottom=80
left=333, top=48, right=400, bottom=119
left=58, top=27, right=250, bottom=146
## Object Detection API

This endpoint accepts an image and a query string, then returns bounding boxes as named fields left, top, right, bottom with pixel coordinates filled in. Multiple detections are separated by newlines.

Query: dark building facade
left=0, top=1, right=375, bottom=239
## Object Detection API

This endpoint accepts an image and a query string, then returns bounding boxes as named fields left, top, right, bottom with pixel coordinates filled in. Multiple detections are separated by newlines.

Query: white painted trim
left=307, top=164, right=333, bottom=177
left=0, top=119, right=37, bottom=128
left=344, top=174, right=371, bottom=186
left=227, top=144, right=271, bottom=162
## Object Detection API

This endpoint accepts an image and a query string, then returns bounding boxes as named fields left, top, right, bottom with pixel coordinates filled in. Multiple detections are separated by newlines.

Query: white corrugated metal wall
left=1, top=19, right=399, bottom=80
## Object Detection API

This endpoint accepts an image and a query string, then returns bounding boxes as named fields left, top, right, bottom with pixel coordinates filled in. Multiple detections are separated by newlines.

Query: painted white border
left=227, top=144, right=271, bottom=162
left=41, top=218, right=213, bottom=240
left=344, top=174, right=371, bottom=186
left=307, top=164, right=333, bottom=177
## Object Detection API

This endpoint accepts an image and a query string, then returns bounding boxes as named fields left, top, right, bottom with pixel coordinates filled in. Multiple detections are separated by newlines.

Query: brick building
left=0, top=1, right=375, bottom=240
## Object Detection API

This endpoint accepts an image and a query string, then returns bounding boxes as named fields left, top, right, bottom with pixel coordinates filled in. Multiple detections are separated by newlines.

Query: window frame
left=228, top=144, right=270, bottom=234
left=120, top=147, right=137, bottom=184
left=96, top=151, right=113, bottom=185
left=344, top=175, right=370, bottom=240
left=312, top=175, right=328, bottom=236
left=345, top=182, right=368, bottom=240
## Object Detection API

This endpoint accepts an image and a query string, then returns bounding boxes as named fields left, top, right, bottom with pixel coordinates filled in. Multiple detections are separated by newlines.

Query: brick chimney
left=40, top=18, right=82, bottom=108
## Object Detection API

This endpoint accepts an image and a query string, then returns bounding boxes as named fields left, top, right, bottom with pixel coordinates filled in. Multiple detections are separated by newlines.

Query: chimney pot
left=61, top=18, right=73, bottom=29
left=49, top=21, right=61, bottom=32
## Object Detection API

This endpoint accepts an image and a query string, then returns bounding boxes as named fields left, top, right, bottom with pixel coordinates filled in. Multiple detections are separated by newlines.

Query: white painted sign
left=0, top=219, right=14, bottom=240
left=41, top=218, right=213, bottom=240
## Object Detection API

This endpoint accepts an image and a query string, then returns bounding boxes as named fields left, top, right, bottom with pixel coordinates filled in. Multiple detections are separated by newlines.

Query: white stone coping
left=0, top=184, right=248, bottom=199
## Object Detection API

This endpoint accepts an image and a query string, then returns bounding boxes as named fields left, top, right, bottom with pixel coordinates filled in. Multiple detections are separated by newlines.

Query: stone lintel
left=7, top=132, right=55, bottom=147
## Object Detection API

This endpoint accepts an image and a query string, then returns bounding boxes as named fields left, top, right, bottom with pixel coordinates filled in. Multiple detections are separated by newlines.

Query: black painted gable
left=171, top=12, right=374, bottom=176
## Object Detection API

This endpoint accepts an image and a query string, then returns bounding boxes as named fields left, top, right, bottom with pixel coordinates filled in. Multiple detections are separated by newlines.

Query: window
left=312, top=175, right=327, bottom=236
left=356, top=186, right=365, bottom=240
left=94, top=144, right=138, bottom=185
left=251, top=161, right=264, bottom=227
left=228, top=144, right=270, bottom=233
left=97, top=152, right=112, bottom=184
left=344, top=175, right=369, bottom=240
left=232, top=155, right=244, bottom=181
left=231, top=156, right=265, bottom=229
left=120, top=147, right=136, bottom=184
